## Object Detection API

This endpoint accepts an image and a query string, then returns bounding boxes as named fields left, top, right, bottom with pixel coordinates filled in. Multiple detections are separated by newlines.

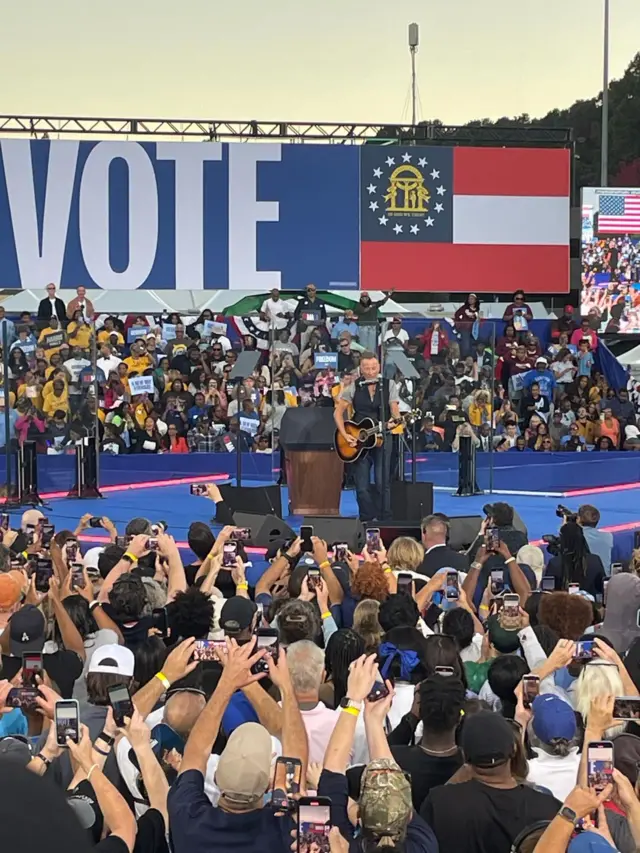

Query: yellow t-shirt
left=124, top=355, right=153, bottom=375
left=43, top=391, right=69, bottom=417
left=67, top=321, right=93, bottom=350
left=98, top=329, right=125, bottom=346
left=38, top=326, right=66, bottom=357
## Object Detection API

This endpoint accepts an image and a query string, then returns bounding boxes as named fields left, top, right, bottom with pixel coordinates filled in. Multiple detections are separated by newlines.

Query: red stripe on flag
left=360, top=242, right=569, bottom=293
left=453, top=148, right=571, bottom=197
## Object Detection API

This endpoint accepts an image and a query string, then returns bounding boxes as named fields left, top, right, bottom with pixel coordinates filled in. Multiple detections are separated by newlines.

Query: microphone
left=361, top=375, right=383, bottom=386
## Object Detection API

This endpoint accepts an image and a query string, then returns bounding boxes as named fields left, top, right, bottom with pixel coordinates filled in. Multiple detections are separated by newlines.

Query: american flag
left=597, top=194, right=640, bottom=234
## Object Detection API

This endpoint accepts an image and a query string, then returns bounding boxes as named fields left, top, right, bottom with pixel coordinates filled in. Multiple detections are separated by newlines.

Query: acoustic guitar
left=335, top=411, right=420, bottom=463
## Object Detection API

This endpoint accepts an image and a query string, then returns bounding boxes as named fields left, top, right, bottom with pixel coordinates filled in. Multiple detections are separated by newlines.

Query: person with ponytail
left=543, top=521, right=605, bottom=598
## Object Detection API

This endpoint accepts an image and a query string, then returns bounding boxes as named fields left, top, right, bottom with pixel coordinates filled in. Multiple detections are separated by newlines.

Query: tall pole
left=601, top=0, right=610, bottom=186
left=408, top=23, right=419, bottom=126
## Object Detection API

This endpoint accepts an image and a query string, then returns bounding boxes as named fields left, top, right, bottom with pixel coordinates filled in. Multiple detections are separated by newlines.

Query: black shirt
left=417, top=545, right=470, bottom=579
left=1, top=650, right=83, bottom=699
left=391, top=745, right=464, bottom=811
left=544, top=553, right=605, bottom=598
left=420, top=779, right=560, bottom=853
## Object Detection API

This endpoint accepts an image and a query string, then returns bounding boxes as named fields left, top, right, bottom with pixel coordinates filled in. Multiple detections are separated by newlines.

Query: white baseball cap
left=88, top=644, right=135, bottom=677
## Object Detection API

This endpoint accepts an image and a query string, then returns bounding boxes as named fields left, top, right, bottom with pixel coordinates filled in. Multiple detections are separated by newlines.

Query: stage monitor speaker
left=219, top=484, right=282, bottom=518
left=302, top=516, right=364, bottom=553
left=232, top=512, right=296, bottom=550
left=447, top=516, right=484, bottom=551
left=390, top=481, right=433, bottom=522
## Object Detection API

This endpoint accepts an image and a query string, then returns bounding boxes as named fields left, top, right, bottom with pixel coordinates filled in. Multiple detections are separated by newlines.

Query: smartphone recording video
left=485, top=527, right=500, bottom=552
left=541, top=576, right=556, bottom=592
left=22, top=653, right=43, bottom=689
left=251, top=630, right=279, bottom=675
left=271, top=756, right=302, bottom=811
left=334, top=543, right=348, bottom=563
left=444, top=571, right=459, bottom=601
left=7, top=687, right=39, bottom=711
left=366, top=681, right=390, bottom=702
left=55, top=699, right=80, bottom=746
left=300, top=526, right=314, bottom=554
left=574, top=640, right=597, bottom=661
left=190, top=484, right=208, bottom=496
left=365, top=528, right=381, bottom=555
left=568, top=583, right=580, bottom=595
left=230, top=528, right=251, bottom=541
left=108, top=683, right=134, bottom=728
left=41, top=523, right=55, bottom=547
left=297, top=798, right=332, bottom=853
left=192, top=639, right=226, bottom=662
left=490, top=570, right=504, bottom=596
left=613, top=697, right=640, bottom=720
left=307, top=568, right=321, bottom=591
left=88, top=517, right=103, bottom=528
left=71, top=564, right=85, bottom=590
left=146, top=537, right=159, bottom=552
left=587, top=741, right=614, bottom=793
left=522, top=674, right=540, bottom=709
left=35, top=558, right=53, bottom=593
left=222, top=541, right=238, bottom=568
left=65, top=541, right=78, bottom=563
left=397, top=572, right=413, bottom=596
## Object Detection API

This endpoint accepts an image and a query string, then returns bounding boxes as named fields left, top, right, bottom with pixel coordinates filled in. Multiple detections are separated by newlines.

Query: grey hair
left=285, top=640, right=325, bottom=696
left=141, top=577, right=167, bottom=612
left=575, top=661, right=627, bottom=739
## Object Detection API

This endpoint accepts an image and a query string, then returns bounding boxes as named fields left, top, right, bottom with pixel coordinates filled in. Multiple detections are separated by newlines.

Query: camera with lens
left=556, top=505, right=577, bottom=523
left=542, top=534, right=562, bottom=557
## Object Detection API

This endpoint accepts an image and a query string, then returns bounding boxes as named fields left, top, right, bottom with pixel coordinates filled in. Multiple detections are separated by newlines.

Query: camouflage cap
left=359, top=759, right=412, bottom=841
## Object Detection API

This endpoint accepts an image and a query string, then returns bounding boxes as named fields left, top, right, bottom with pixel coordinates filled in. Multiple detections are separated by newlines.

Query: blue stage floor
left=12, top=480, right=640, bottom=575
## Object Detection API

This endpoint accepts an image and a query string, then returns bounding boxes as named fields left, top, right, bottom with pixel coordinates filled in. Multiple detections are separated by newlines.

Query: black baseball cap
left=219, top=597, right=257, bottom=636
left=9, top=605, right=45, bottom=656
left=461, top=710, right=514, bottom=768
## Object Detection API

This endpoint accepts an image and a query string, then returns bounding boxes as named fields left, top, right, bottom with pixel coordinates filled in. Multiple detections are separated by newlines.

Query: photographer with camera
left=577, top=504, right=613, bottom=576
left=542, top=509, right=606, bottom=598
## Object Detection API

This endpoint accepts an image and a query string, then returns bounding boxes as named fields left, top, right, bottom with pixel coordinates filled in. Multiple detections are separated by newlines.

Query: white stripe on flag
left=453, top=195, right=570, bottom=246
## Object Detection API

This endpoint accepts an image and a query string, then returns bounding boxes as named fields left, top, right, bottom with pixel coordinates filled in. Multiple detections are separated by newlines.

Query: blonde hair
left=575, top=661, right=626, bottom=738
left=353, top=599, right=383, bottom=654
left=387, top=536, right=425, bottom=572
left=630, top=549, right=640, bottom=576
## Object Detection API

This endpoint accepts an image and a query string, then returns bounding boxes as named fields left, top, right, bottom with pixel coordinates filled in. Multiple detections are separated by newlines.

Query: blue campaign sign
left=314, top=351, right=338, bottom=369
left=0, top=139, right=360, bottom=291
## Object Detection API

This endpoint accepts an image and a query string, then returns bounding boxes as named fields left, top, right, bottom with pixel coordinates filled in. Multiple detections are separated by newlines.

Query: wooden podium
left=280, top=408, right=343, bottom=516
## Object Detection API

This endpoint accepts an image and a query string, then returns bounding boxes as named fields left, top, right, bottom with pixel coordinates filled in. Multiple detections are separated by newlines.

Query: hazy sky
left=2, top=0, right=637, bottom=127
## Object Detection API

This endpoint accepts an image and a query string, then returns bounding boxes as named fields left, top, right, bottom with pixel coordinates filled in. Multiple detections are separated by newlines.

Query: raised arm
left=323, top=655, right=377, bottom=774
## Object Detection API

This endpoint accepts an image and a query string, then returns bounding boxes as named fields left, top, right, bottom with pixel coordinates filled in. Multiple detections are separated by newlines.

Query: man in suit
left=37, top=283, right=66, bottom=329
left=417, top=514, right=469, bottom=577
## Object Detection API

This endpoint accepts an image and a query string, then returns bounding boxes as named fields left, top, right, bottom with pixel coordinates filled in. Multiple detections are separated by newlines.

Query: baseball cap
left=9, top=605, right=45, bottom=656
left=359, top=758, right=413, bottom=842
left=531, top=694, right=576, bottom=744
left=0, top=572, right=24, bottom=611
left=612, top=732, right=640, bottom=785
left=536, top=356, right=548, bottom=365
left=88, top=644, right=135, bottom=677
left=82, top=547, right=104, bottom=572
left=461, top=710, right=514, bottom=768
left=219, top=596, right=257, bottom=636
left=486, top=615, right=521, bottom=654
left=568, top=833, right=618, bottom=853
left=0, top=736, right=31, bottom=767
left=564, top=305, right=574, bottom=314
left=215, top=722, right=271, bottom=806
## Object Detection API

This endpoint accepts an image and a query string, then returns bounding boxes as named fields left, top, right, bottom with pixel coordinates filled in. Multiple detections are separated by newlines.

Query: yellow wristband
left=479, top=604, right=489, bottom=612
left=342, top=706, right=360, bottom=717
left=319, top=560, right=331, bottom=570
left=155, top=671, right=171, bottom=690
left=384, top=568, right=392, bottom=574
left=321, top=611, right=331, bottom=620
left=123, top=551, right=138, bottom=564
left=237, top=582, right=248, bottom=590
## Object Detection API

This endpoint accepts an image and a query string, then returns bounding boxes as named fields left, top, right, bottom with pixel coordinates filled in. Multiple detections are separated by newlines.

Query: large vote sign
left=0, top=139, right=570, bottom=293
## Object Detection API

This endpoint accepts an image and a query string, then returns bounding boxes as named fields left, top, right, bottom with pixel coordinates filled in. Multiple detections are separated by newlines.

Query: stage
left=11, top=477, right=640, bottom=583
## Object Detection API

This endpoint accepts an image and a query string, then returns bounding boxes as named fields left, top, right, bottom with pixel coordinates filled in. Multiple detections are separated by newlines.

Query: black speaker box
left=390, top=481, right=434, bottom=522
left=232, top=512, right=296, bottom=549
left=447, top=516, right=483, bottom=551
left=302, top=516, right=364, bottom=552
left=219, top=484, right=282, bottom=518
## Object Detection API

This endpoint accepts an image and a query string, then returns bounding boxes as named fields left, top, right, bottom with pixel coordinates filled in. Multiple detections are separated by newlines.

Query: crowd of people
left=1, top=490, right=640, bottom=853
left=581, top=237, right=640, bottom=334
left=2, top=283, right=637, bottom=461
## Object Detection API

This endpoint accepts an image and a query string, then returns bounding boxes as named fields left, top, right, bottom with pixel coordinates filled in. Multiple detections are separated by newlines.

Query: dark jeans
left=351, top=437, right=392, bottom=521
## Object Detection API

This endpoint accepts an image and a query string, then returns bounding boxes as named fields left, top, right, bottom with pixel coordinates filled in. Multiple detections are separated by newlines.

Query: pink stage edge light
left=563, top=481, right=640, bottom=498
left=39, top=473, right=231, bottom=501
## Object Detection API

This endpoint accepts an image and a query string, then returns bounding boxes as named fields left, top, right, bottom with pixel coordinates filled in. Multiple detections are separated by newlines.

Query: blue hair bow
left=378, top=642, right=420, bottom=681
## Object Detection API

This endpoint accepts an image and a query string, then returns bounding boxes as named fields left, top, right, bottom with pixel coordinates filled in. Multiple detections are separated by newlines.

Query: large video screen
left=581, top=187, right=640, bottom=333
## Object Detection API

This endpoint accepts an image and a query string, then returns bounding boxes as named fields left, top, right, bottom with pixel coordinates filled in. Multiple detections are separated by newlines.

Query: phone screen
left=445, top=571, right=459, bottom=601
left=55, top=700, right=80, bottom=746
left=603, top=579, right=609, bottom=605
left=22, top=653, right=43, bottom=688
left=152, top=607, right=170, bottom=639
left=541, top=576, right=556, bottom=592
left=108, top=684, right=134, bottom=727
left=7, top=687, right=39, bottom=711
left=334, top=543, right=348, bottom=562
left=252, top=633, right=278, bottom=675
left=65, top=542, right=78, bottom=563
left=365, top=528, right=381, bottom=554
left=568, top=583, right=580, bottom=595
left=193, top=639, right=225, bottom=662
left=300, top=526, right=314, bottom=553
left=490, top=570, right=504, bottom=596
left=486, top=527, right=500, bottom=551
left=307, top=569, right=320, bottom=591
left=25, top=524, right=36, bottom=546
left=587, top=741, right=614, bottom=793
left=222, top=542, right=238, bottom=568
left=35, top=558, right=53, bottom=593
left=574, top=640, right=597, bottom=661
left=298, top=800, right=332, bottom=853
left=613, top=697, right=640, bottom=720
left=231, top=528, right=251, bottom=541
left=190, top=484, right=207, bottom=496
left=0, top=513, right=10, bottom=531
left=522, top=675, right=540, bottom=709
left=502, top=594, right=520, bottom=619
left=272, top=757, right=303, bottom=810
left=71, top=564, right=85, bottom=590
left=397, top=573, right=413, bottom=595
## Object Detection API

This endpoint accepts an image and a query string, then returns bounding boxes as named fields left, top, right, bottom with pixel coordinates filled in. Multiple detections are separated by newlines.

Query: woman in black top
left=135, top=416, right=163, bottom=454
left=543, top=521, right=605, bottom=598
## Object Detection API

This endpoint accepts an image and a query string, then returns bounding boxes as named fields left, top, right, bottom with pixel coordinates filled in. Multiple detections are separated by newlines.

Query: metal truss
left=0, top=115, right=573, bottom=146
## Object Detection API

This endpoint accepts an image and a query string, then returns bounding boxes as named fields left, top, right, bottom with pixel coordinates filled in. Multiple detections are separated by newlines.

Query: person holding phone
left=526, top=693, right=580, bottom=802
left=333, top=352, right=401, bottom=522
left=168, top=640, right=308, bottom=852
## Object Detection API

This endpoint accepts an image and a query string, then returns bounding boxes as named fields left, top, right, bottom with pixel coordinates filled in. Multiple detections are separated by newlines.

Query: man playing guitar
left=333, top=351, right=400, bottom=521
